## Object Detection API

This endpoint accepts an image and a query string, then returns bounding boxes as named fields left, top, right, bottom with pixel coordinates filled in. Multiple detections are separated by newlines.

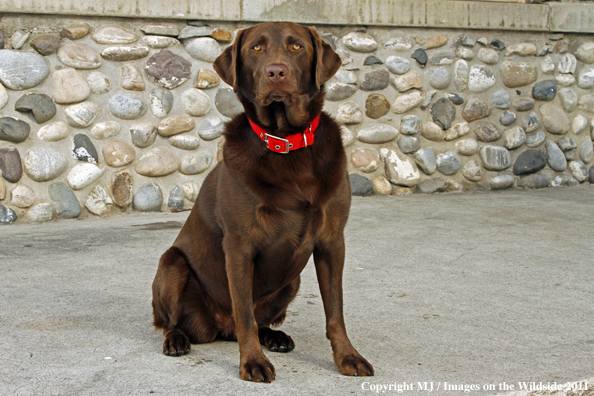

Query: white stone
left=169, top=134, right=201, bottom=150
left=11, top=30, right=30, bottom=49
left=67, top=163, right=105, bottom=190
left=572, top=115, right=588, bottom=134
left=568, top=160, right=588, bottom=182
left=10, top=184, right=36, bottom=208
left=65, top=101, right=100, bottom=127
left=456, top=47, right=474, bottom=61
left=51, top=68, right=91, bottom=104
left=135, top=147, right=180, bottom=177
left=357, top=124, right=398, bottom=144
left=541, top=55, right=555, bottom=74
left=180, top=152, right=212, bottom=175
left=392, top=91, right=423, bottom=114
left=334, top=70, right=358, bottom=84
left=384, top=37, right=411, bottom=51
left=91, top=121, right=121, bottom=140
left=24, top=203, right=54, bottom=222
left=336, top=101, right=363, bottom=124
left=477, top=48, right=498, bottom=65
left=181, top=88, right=211, bottom=117
left=455, top=138, right=478, bottom=156
left=421, top=122, right=445, bottom=142
left=37, top=121, right=70, bottom=142
left=575, top=42, right=594, bottom=64
left=23, top=148, right=68, bottom=182
left=184, top=37, right=222, bottom=62
left=92, top=26, right=138, bottom=44
left=462, top=160, right=483, bottom=182
left=468, top=65, right=496, bottom=93
left=558, top=53, right=577, bottom=74
left=454, top=59, right=469, bottom=91
left=504, top=126, right=526, bottom=150
left=380, top=148, right=420, bottom=187
left=87, top=71, right=111, bottom=94
left=0, top=84, right=8, bottom=110
left=445, top=122, right=470, bottom=141
left=506, top=43, right=536, bottom=57
left=182, top=182, right=200, bottom=202
left=342, top=32, right=378, bottom=53
left=84, top=186, right=113, bottom=216
left=555, top=74, right=575, bottom=87
left=578, top=68, right=594, bottom=89
left=340, top=125, right=355, bottom=146
left=57, top=43, right=102, bottom=69
left=142, top=35, right=180, bottom=49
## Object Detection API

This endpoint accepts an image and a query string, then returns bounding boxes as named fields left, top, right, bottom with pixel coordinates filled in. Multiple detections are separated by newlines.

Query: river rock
left=65, top=101, right=99, bottom=127
left=500, top=60, right=538, bottom=88
left=87, top=71, right=111, bottom=94
left=380, top=148, right=420, bottom=186
left=15, top=93, right=56, bottom=124
left=384, top=37, right=411, bottom=52
left=436, top=151, right=462, bottom=175
left=559, top=137, right=577, bottom=160
left=365, top=94, right=390, bottom=119
left=92, top=26, right=138, bottom=44
left=400, top=115, right=421, bottom=135
left=468, top=65, right=496, bottom=93
left=0, top=84, right=7, bottom=110
left=540, top=104, right=569, bottom=134
left=392, top=71, right=422, bottom=92
left=526, top=131, right=545, bottom=148
left=143, top=35, right=179, bottom=49
left=477, top=48, right=498, bottom=65
left=575, top=42, right=594, bottom=64
left=546, top=139, right=567, bottom=171
left=577, top=68, right=594, bottom=89
left=0, top=50, right=49, bottom=90
left=72, top=133, right=98, bottom=164
left=499, top=111, right=516, bottom=127
left=426, top=67, right=451, bottom=90
left=421, top=122, right=445, bottom=142
left=130, top=123, right=157, bottom=148
left=491, top=89, right=511, bottom=109
left=532, top=80, right=557, bottom=101
left=158, top=115, right=195, bottom=137
left=397, top=136, right=420, bottom=154
left=90, top=121, right=119, bottom=140
left=480, top=145, right=512, bottom=170
left=421, top=91, right=436, bottom=110
left=101, top=45, right=149, bottom=61
left=57, top=43, right=102, bottom=69
left=215, top=87, right=242, bottom=118
left=24, top=203, right=54, bottom=222
left=326, top=82, right=357, bottom=101
left=351, top=148, right=381, bottom=172
left=411, top=48, right=427, bottom=67
left=454, top=59, right=469, bottom=91
left=0, top=117, right=30, bottom=143
left=456, top=47, right=474, bottom=61
left=145, top=50, right=192, bottom=89
left=102, top=141, right=136, bottom=167
left=506, top=43, right=536, bottom=57
left=555, top=73, right=575, bottom=87
left=166, top=186, right=184, bottom=212
left=489, top=174, right=515, bottom=190
left=184, top=37, right=221, bottom=62
left=0, top=146, right=23, bottom=182
left=51, top=68, right=91, bottom=104
left=149, top=88, right=174, bottom=117
left=342, top=32, right=378, bottom=53
left=360, top=69, right=390, bottom=91
left=198, top=116, right=224, bottom=140
left=455, top=138, right=478, bottom=156
left=522, top=112, right=540, bottom=133
left=349, top=174, right=373, bottom=196
left=67, top=163, right=104, bottom=190
left=135, top=147, right=180, bottom=177
left=121, top=64, right=145, bottom=91
left=393, top=91, right=423, bottom=114
left=10, top=184, right=35, bottom=208
left=474, top=121, right=503, bottom=142
left=357, top=124, right=398, bottom=144
left=462, top=97, right=491, bottom=122
left=335, top=70, right=358, bottom=84
left=412, top=148, right=437, bottom=175
left=431, top=98, right=456, bottom=130
left=180, top=152, right=212, bottom=175
left=133, top=183, right=163, bottom=212
left=504, top=126, right=526, bottom=150
left=0, top=204, right=17, bottom=224
left=340, top=126, right=355, bottom=147
left=444, top=122, right=470, bottom=141
left=579, top=135, right=593, bottom=163
left=578, top=94, right=594, bottom=113
left=169, top=134, right=201, bottom=150
left=31, top=35, right=60, bottom=56
left=518, top=174, right=551, bottom=189
left=111, top=170, right=133, bottom=208
left=462, top=160, right=483, bottom=182
left=572, top=115, right=588, bottom=134
left=84, top=185, right=113, bottom=216
left=385, top=56, right=410, bottom=74
left=551, top=174, right=580, bottom=187
left=179, top=89, right=210, bottom=117
left=23, top=148, right=67, bottom=182
left=109, top=94, right=147, bottom=119
left=429, top=51, right=455, bottom=66
left=541, top=55, right=555, bottom=74
left=558, top=88, right=577, bottom=113
left=48, top=182, right=80, bottom=218
left=513, top=150, right=547, bottom=175
left=568, top=160, right=588, bottom=182
left=336, top=102, right=363, bottom=124
left=60, top=24, right=90, bottom=40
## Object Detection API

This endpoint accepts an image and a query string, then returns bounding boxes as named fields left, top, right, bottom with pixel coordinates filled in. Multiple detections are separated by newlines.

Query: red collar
left=248, top=115, right=320, bottom=154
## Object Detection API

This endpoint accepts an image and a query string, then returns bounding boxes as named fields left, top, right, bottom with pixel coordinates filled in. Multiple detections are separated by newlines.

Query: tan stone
left=10, top=184, right=36, bottom=208
left=372, top=176, right=392, bottom=195
left=500, top=60, right=538, bottom=88
left=121, top=64, right=145, bottom=91
left=103, top=141, right=136, bottom=167
left=421, top=122, right=445, bottom=142
left=51, top=68, right=91, bottom=104
left=61, top=24, right=91, bottom=40
left=416, top=35, right=448, bottom=49
left=351, top=148, right=381, bottom=173
left=135, top=147, right=180, bottom=176
left=195, top=69, right=220, bottom=89
left=211, top=28, right=233, bottom=43
left=392, top=71, right=423, bottom=92
left=157, top=115, right=196, bottom=136
left=111, top=169, right=133, bottom=208
left=0, top=171, right=5, bottom=200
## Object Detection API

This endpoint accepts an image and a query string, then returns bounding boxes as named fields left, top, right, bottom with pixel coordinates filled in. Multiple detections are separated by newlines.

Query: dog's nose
left=266, top=64, right=289, bottom=82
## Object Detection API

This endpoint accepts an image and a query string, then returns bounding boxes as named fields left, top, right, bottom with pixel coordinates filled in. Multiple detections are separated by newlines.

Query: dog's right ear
left=213, top=29, right=246, bottom=93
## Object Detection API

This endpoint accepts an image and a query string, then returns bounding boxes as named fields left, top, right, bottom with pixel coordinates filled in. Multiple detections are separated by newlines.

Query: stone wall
left=0, top=15, right=593, bottom=224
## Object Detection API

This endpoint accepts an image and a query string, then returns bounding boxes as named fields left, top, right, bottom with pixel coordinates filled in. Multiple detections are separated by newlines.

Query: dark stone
left=112, top=169, right=133, bottom=208
left=15, top=93, right=56, bottom=124
left=446, top=93, right=463, bottom=105
left=532, top=80, right=557, bottom=101
left=0, top=204, right=17, bottom=225
left=411, top=48, right=427, bottom=67
left=30, top=35, right=61, bottom=55
left=518, top=174, right=550, bottom=189
left=431, top=98, right=456, bottom=130
left=167, top=186, right=184, bottom=212
left=513, top=150, right=547, bottom=175
left=72, top=134, right=99, bottom=163
left=363, top=55, right=383, bottom=65
left=145, top=50, right=192, bottom=89
left=513, top=98, right=535, bottom=111
left=365, top=94, right=390, bottom=119
left=359, top=69, right=390, bottom=91
left=589, top=165, right=594, bottom=183
left=417, top=177, right=447, bottom=194
left=49, top=182, right=81, bottom=219
left=499, top=111, right=517, bottom=126
left=474, top=121, right=503, bottom=142
left=0, top=116, right=30, bottom=143
left=349, top=173, right=374, bottom=196
left=490, top=39, right=506, bottom=50
left=0, top=146, right=23, bottom=183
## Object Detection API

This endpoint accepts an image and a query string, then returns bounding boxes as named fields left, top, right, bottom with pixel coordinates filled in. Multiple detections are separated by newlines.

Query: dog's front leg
left=223, top=236, right=276, bottom=382
left=313, top=237, right=374, bottom=376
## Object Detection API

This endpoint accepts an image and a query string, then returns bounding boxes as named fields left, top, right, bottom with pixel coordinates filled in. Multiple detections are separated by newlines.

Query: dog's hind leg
left=152, top=246, right=192, bottom=356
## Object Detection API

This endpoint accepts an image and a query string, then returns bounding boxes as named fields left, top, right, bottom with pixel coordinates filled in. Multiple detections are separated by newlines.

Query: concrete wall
left=1, top=2, right=594, bottom=224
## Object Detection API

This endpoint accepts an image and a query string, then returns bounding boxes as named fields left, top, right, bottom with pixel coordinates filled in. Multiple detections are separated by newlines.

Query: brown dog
left=152, top=22, right=373, bottom=382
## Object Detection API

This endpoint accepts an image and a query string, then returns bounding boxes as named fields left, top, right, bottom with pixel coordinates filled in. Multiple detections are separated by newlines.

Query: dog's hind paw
left=258, top=327, right=295, bottom=353
left=163, top=330, right=191, bottom=356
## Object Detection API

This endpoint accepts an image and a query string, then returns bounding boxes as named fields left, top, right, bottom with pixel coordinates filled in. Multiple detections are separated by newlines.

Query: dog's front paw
left=259, top=328, right=295, bottom=353
left=240, top=355, right=276, bottom=382
left=163, top=330, right=191, bottom=356
left=336, top=352, right=374, bottom=377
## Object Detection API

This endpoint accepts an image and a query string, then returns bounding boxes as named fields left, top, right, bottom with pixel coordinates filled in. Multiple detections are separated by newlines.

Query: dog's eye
left=253, top=44, right=262, bottom=51
left=292, top=43, right=302, bottom=50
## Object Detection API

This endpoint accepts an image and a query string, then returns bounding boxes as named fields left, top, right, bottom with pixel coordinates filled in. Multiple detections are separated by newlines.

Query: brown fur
left=152, top=21, right=374, bottom=382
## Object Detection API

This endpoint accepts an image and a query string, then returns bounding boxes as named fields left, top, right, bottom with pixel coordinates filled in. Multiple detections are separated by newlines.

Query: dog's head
left=213, top=22, right=341, bottom=129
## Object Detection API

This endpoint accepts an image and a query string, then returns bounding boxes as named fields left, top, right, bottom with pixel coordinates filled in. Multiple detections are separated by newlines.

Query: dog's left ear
left=213, top=28, right=247, bottom=92
left=308, top=27, right=341, bottom=92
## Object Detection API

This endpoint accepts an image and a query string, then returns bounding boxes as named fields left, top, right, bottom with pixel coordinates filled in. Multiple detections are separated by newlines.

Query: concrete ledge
left=0, top=0, right=593, bottom=33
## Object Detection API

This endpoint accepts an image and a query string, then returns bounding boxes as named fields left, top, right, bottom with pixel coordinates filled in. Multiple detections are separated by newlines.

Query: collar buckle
left=264, top=133, right=290, bottom=154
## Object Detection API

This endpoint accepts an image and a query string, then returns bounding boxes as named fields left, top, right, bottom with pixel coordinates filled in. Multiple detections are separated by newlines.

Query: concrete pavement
left=1, top=186, right=593, bottom=395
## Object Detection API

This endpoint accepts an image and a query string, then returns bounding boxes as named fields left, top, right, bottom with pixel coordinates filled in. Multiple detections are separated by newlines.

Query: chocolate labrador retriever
left=152, top=21, right=373, bottom=382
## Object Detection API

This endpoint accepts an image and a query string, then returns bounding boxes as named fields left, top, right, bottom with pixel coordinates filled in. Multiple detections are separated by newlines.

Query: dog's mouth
left=257, top=87, right=298, bottom=106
